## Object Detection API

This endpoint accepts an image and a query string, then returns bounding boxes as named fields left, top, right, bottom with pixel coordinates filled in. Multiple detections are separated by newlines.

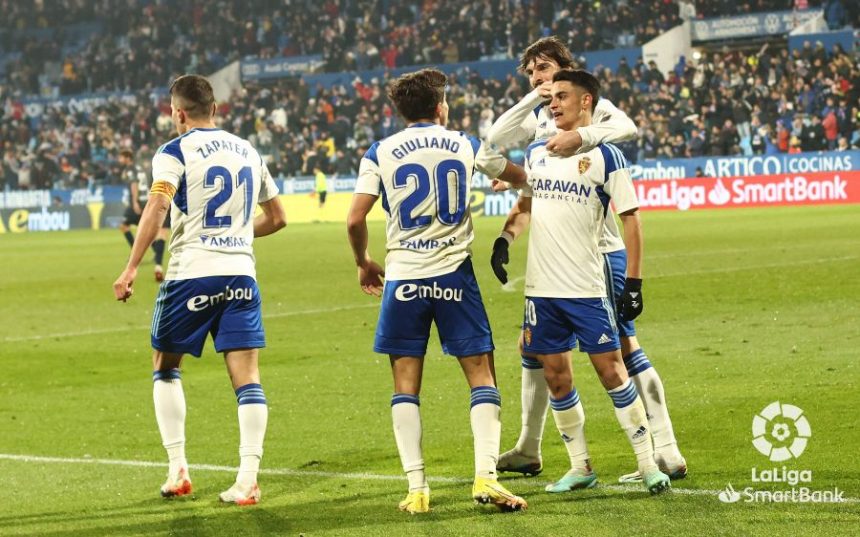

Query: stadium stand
left=1, top=0, right=858, bottom=190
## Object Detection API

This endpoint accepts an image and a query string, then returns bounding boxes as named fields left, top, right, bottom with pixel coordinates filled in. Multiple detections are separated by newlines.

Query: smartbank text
left=634, top=172, right=859, bottom=211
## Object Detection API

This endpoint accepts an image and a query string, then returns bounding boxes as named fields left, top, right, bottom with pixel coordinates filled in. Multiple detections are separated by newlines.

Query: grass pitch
left=1, top=205, right=859, bottom=536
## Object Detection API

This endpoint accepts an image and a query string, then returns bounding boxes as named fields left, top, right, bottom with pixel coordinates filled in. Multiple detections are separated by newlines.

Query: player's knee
left=543, top=368, right=572, bottom=398
left=596, top=366, right=625, bottom=390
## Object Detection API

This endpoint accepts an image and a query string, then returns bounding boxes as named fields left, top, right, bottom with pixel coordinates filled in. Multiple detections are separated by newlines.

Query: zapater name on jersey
left=151, top=127, right=280, bottom=281
left=354, top=123, right=507, bottom=280
left=522, top=141, right=639, bottom=299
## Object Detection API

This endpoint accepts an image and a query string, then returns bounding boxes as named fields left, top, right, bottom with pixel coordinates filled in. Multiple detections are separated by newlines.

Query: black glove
left=490, top=236, right=510, bottom=284
left=618, top=278, right=643, bottom=321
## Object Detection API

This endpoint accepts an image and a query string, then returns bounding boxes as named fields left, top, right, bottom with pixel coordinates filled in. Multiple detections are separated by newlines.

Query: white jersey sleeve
left=259, top=162, right=280, bottom=202
left=486, top=89, right=543, bottom=146
left=152, top=145, right=185, bottom=188
left=474, top=140, right=507, bottom=178
left=355, top=150, right=382, bottom=197
left=576, top=99, right=638, bottom=155
left=597, top=144, right=638, bottom=215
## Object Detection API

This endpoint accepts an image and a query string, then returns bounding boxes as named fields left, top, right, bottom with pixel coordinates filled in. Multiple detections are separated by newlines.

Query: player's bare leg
left=498, top=333, right=547, bottom=476
left=590, top=350, right=670, bottom=495
left=152, top=351, right=192, bottom=498
left=220, top=348, right=266, bottom=505
left=536, top=351, right=596, bottom=493
left=618, top=336, right=686, bottom=482
left=459, top=352, right=527, bottom=511
left=390, top=355, right=430, bottom=514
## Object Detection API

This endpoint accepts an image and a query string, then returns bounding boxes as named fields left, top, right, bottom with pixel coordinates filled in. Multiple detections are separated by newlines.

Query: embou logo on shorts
left=394, top=282, right=463, bottom=302
left=186, top=286, right=254, bottom=312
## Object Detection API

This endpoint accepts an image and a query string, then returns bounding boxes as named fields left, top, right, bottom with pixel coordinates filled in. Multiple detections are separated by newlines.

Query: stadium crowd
left=3, top=40, right=858, bottom=191
left=3, top=0, right=856, bottom=98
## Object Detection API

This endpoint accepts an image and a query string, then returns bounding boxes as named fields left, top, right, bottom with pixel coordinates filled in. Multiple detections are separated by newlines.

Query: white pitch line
left=2, top=303, right=378, bottom=343
left=1, top=453, right=856, bottom=502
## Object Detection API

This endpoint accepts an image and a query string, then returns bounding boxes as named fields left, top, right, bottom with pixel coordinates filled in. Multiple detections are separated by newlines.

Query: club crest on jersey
left=524, top=327, right=532, bottom=346
left=578, top=156, right=592, bottom=175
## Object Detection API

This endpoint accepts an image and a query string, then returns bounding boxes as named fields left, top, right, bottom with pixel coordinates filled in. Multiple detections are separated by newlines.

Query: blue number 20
left=204, top=166, right=253, bottom=228
left=392, top=159, right=467, bottom=229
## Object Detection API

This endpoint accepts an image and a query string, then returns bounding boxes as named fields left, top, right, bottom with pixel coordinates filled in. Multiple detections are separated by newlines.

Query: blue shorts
left=604, top=249, right=636, bottom=338
left=374, top=259, right=494, bottom=357
left=151, top=275, right=265, bottom=357
left=522, top=296, right=619, bottom=355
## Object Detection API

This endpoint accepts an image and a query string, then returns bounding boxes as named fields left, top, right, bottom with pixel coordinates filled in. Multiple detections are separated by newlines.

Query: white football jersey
left=532, top=100, right=627, bottom=254
left=522, top=142, right=638, bottom=298
left=487, top=89, right=633, bottom=254
left=151, top=127, right=280, bottom=280
left=354, top=123, right=507, bottom=280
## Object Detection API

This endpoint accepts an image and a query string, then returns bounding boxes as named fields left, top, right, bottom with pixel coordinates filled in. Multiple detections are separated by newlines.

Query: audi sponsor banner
left=635, top=171, right=860, bottom=211
left=240, top=55, right=325, bottom=81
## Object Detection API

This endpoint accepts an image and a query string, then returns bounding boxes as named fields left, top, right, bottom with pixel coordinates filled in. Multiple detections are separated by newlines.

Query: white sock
left=470, top=386, right=502, bottom=479
left=549, top=389, right=591, bottom=473
left=608, top=379, right=658, bottom=475
left=625, top=349, right=682, bottom=461
left=391, top=394, right=426, bottom=491
left=514, top=356, right=549, bottom=458
left=153, top=369, right=187, bottom=477
left=235, top=384, right=268, bottom=486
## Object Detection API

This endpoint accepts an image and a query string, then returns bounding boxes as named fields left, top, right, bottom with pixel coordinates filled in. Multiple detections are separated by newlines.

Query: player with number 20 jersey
left=347, top=68, right=529, bottom=514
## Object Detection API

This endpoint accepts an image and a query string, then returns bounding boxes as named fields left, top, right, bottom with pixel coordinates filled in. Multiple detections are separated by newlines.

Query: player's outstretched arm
left=496, top=160, right=527, bottom=189
left=486, top=86, right=547, bottom=147
left=491, top=195, right=532, bottom=284
left=113, top=188, right=171, bottom=301
left=254, top=196, right=287, bottom=237
left=347, top=193, right=384, bottom=297
left=546, top=99, right=638, bottom=157
left=618, top=209, right=644, bottom=320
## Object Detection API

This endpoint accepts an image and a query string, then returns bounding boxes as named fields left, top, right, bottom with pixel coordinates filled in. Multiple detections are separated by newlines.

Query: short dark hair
left=552, top=69, right=600, bottom=112
left=386, top=68, right=447, bottom=122
left=518, top=36, right=574, bottom=74
left=119, top=148, right=134, bottom=160
left=169, top=75, right=215, bottom=119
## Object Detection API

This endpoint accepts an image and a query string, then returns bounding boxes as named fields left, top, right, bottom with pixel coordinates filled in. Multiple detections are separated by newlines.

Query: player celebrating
left=347, top=68, right=528, bottom=514
left=113, top=75, right=286, bottom=505
left=504, top=68, right=670, bottom=494
left=488, top=37, right=686, bottom=484
left=118, top=148, right=170, bottom=282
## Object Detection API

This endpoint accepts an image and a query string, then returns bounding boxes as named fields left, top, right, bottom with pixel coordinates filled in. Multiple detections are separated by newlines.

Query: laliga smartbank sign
left=717, top=402, right=844, bottom=504
left=635, top=171, right=860, bottom=211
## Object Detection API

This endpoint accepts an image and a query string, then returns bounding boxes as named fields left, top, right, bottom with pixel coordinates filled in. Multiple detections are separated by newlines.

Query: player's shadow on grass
left=4, top=485, right=528, bottom=536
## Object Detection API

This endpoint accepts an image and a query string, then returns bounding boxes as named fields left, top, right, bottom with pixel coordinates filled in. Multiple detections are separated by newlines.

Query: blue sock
left=550, top=388, right=581, bottom=411
left=235, top=383, right=267, bottom=405
left=152, top=368, right=181, bottom=382
left=607, top=379, right=639, bottom=408
left=470, top=386, right=501, bottom=408
left=521, top=356, right=543, bottom=370
left=391, top=393, right=420, bottom=406
left=623, top=349, right=653, bottom=377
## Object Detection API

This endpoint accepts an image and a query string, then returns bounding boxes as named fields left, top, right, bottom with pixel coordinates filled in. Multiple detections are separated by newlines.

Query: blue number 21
left=204, top=166, right=253, bottom=228
left=392, top=159, right=467, bottom=229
